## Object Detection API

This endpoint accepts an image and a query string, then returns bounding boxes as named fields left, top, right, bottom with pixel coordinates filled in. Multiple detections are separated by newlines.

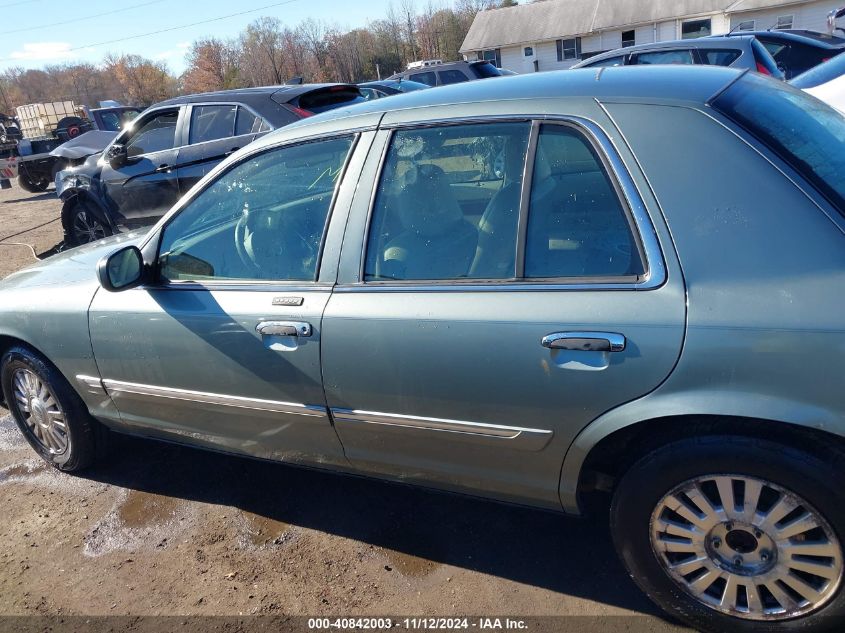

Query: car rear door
left=176, top=103, right=271, bottom=194
left=89, top=132, right=372, bottom=465
left=99, top=106, right=183, bottom=227
left=320, top=111, right=686, bottom=509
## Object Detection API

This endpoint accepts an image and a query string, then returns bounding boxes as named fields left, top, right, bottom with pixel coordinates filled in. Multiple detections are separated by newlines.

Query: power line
left=0, top=0, right=304, bottom=63
left=1, top=0, right=169, bottom=35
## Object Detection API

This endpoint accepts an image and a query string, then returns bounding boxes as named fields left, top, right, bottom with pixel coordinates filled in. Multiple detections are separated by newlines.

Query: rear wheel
left=611, top=435, right=845, bottom=632
left=1, top=346, right=100, bottom=472
left=66, top=200, right=112, bottom=246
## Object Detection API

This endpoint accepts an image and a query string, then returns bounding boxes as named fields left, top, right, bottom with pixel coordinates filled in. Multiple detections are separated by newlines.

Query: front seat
left=381, top=164, right=478, bottom=280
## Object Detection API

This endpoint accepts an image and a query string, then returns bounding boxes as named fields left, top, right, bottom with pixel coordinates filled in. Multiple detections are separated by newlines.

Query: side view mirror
left=97, top=245, right=145, bottom=292
left=106, top=143, right=127, bottom=169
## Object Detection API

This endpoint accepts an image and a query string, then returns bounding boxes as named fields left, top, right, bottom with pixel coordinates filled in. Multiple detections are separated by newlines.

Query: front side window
left=557, top=38, right=581, bottom=61
left=586, top=55, right=627, bottom=68
left=125, top=109, right=178, bottom=157
left=682, top=18, right=712, bottom=39
left=189, top=105, right=237, bottom=144
left=364, top=123, right=530, bottom=281
left=410, top=71, right=437, bottom=86
left=525, top=125, right=644, bottom=279
left=712, top=73, right=845, bottom=215
left=158, top=136, right=354, bottom=282
left=439, top=69, right=469, bottom=85
left=636, top=49, right=695, bottom=65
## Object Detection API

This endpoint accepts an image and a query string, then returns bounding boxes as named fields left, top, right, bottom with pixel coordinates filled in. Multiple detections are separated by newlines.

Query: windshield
left=471, top=62, right=503, bottom=78
left=712, top=72, right=845, bottom=215
left=394, top=80, right=430, bottom=92
left=791, top=52, right=845, bottom=88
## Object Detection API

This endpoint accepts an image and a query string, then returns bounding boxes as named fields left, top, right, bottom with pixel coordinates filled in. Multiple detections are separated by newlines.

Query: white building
left=460, top=0, right=845, bottom=74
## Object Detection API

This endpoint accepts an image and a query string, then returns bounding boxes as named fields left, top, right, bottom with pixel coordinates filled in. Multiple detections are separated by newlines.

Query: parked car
left=357, top=79, right=430, bottom=100
left=574, top=36, right=784, bottom=79
left=388, top=59, right=504, bottom=86
left=791, top=51, right=845, bottom=113
left=722, top=29, right=845, bottom=79
left=3, top=66, right=845, bottom=633
left=55, top=84, right=365, bottom=246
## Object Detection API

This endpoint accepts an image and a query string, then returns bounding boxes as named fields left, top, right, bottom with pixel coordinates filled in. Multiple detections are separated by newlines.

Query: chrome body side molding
left=76, top=374, right=107, bottom=396
left=330, top=408, right=553, bottom=451
left=101, top=379, right=328, bottom=419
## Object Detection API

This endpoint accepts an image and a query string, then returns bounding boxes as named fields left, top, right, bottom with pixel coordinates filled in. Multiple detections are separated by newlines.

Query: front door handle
left=541, top=331, right=626, bottom=352
left=256, top=321, right=312, bottom=337
left=154, top=163, right=170, bottom=173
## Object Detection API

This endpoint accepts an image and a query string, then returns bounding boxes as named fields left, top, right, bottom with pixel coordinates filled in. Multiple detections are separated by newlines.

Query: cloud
left=153, top=41, right=192, bottom=62
left=9, top=42, right=76, bottom=61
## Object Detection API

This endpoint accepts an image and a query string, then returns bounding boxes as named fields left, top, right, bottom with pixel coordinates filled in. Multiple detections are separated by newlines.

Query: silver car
left=1, top=66, right=844, bottom=633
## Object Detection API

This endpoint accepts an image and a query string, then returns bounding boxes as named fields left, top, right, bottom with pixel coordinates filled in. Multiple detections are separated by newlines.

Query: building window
left=622, top=30, right=636, bottom=47
left=776, top=15, right=794, bottom=30
left=735, top=20, right=755, bottom=31
left=524, top=46, right=534, bottom=57
left=478, top=48, right=502, bottom=67
left=556, top=37, right=581, bottom=61
left=682, top=18, right=712, bottom=39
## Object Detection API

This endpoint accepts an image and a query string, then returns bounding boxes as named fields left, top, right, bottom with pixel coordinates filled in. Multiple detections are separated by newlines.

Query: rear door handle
left=541, top=331, right=626, bottom=352
left=256, top=321, right=312, bottom=337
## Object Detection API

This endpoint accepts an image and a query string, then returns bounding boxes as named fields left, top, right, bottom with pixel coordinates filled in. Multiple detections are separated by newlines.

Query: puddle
left=117, top=490, right=180, bottom=528
left=383, top=549, right=439, bottom=578
left=0, top=461, right=49, bottom=483
left=241, top=511, right=290, bottom=547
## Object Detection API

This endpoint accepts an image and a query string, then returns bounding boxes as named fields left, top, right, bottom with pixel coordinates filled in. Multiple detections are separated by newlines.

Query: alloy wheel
left=12, top=368, right=69, bottom=454
left=650, top=474, right=842, bottom=620
left=72, top=209, right=106, bottom=244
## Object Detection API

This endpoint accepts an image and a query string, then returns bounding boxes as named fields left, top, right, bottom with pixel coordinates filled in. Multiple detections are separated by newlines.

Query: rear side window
left=525, top=125, right=644, bottom=279
left=234, top=107, right=271, bottom=136
left=189, top=105, right=236, bottom=144
left=298, top=88, right=365, bottom=114
left=439, top=69, right=469, bottom=85
left=712, top=73, right=845, bottom=215
left=635, top=50, right=694, bottom=65
left=699, top=49, right=742, bottom=66
left=585, top=55, right=627, bottom=68
left=410, top=71, right=437, bottom=86
left=364, top=123, right=530, bottom=281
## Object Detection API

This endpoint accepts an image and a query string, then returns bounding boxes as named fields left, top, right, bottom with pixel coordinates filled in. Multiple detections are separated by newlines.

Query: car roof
left=577, top=36, right=754, bottom=65
left=249, top=65, right=744, bottom=151
left=388, top=59, right=489, bottom=78
left=155, top=84, right=356, bottom=107
left=731, top=29, right=845, bottom=49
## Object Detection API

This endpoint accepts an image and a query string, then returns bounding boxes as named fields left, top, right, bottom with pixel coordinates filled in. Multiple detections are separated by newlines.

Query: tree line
left=0, top=0, right=505, bottom=112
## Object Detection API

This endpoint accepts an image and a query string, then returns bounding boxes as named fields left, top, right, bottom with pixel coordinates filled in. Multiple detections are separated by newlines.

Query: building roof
left=459, top=0, right=812, bottom=51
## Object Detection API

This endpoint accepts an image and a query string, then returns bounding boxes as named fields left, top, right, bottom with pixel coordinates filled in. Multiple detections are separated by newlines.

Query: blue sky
left=1, top=0, right=398, bottom=74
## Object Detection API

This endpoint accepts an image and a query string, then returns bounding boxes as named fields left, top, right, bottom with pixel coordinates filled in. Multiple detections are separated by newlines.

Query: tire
left=65, top=200, right=112, bottom=246
left=611, top=435, right=845, bottom=633
left=0, top=346, right=102, bottom=472
left=50, top=159, right=67, bottom=180
left=17, top=173, right=50, bottom=193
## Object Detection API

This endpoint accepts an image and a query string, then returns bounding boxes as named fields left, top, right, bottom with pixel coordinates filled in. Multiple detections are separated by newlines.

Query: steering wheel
left=233, top=208, right=320, bottom=279
left=234, top=211, right=262, bottom=276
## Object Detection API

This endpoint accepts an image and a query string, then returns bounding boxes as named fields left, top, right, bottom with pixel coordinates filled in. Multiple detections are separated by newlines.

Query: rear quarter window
left=712, top=73, right=845, bottom=215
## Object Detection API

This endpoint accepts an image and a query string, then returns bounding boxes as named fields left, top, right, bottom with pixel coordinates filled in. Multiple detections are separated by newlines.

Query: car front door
left=321, top=117, right=686, bottom=508
left=176, top=103, right=270, bottom=194
left=89, top=133, right=366, bottom=465
left=99, top=107, right=183, bottom=228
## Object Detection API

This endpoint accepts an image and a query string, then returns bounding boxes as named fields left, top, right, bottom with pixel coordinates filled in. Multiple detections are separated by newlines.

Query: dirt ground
left=0, top=184, right=689, bottom=631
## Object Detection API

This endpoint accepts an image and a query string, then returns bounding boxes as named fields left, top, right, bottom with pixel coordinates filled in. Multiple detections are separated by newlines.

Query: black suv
left=388, top=60, right=503, bottom=87
left=723, top=30, right=845, bottom=79
left=56, top=84, right=364, bottom=245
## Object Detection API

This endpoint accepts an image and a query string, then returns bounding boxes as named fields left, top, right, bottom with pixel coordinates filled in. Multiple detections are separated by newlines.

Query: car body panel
left=557, top=100, right=845, bottom=511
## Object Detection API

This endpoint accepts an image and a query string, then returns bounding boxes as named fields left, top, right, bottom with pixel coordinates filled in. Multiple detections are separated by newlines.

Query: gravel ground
left=0, top=184, right=690, bottom=631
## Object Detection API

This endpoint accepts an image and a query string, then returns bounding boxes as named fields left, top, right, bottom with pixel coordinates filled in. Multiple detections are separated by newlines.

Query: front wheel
left=611, top=436, right=845, bottom=633
left=1, top=346, right=101, bottom=472
left=66, top=200, right=112, bottom=246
